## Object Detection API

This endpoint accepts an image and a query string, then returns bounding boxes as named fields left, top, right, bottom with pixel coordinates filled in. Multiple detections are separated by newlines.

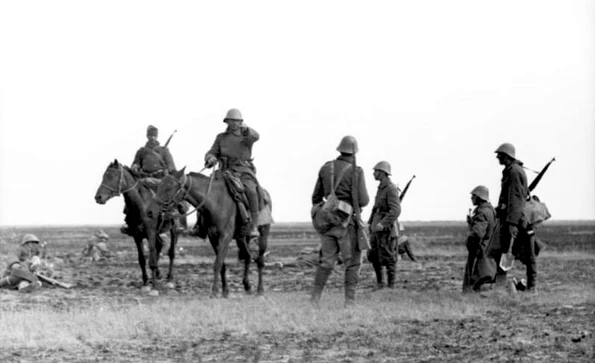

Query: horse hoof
left=148, top=290, right=160, bottom=297
left=165, top=282, right=175, bottom=289
left=141, top=286, right=152, bottom=293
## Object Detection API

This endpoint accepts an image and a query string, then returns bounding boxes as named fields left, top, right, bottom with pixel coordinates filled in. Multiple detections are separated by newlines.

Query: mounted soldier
left=121, top=125, right=185, bottom=235
left=203, top=108, right=261, bottom=238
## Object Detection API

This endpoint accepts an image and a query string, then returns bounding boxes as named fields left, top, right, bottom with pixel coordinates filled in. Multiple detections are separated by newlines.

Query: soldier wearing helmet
left=18, top=234, right=46, bottom=261
left=310, top=135, right=369, bottom=306
left=203, top=108, right=261, bottom=237
left=492, top=143, right=535, bottom=291
left=462, top=185, right=496, bottom=293
left=82, top=229, right=112, bottom=261
left=367, top=161, right=401, bottom=289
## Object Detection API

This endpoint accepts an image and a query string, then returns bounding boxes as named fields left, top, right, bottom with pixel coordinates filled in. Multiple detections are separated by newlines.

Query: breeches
left=240, top=175, right=259, bottom=214
left=319, top=225, right=361, bottom=274
left=369, top=231, right=396, bottom=266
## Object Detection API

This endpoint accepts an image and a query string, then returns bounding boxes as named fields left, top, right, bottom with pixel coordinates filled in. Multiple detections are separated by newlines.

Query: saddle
left=220, top=170, right=268, bottom=230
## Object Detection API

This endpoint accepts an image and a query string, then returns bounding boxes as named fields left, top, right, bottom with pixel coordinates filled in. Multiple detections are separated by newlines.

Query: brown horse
left=94, top=159, right=179, bottom=293
left=147, top=167, right=270, bottom=297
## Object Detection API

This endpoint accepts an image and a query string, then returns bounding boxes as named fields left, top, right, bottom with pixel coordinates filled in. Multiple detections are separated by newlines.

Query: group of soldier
left=1, top=108, right=543, bottom=304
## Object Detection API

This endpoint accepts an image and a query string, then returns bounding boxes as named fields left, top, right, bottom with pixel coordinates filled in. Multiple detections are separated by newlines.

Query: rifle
left=399, top=175, right=416, bottom=202
left=35, top=273, right=73, bottom=289
left=351, top=148, right=371, bottom=251
left=528, top=157, right=555, bottom=193
left=164, top=129, right=177, bottom=148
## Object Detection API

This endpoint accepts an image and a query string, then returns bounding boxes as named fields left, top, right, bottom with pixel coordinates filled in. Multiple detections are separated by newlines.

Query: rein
left=100, top=164, right=138, bottom=197
left=156, top=166, right=217, bottom=219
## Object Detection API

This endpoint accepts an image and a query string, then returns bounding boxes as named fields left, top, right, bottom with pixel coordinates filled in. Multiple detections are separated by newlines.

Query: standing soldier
left=462, top=185, right=496, bottom=293
left=122, top=125, right=185, bottom=234
left=367, top=161, right=401, bottom=289
left=310, top=135, right=369, bottom=306
left=203, top=108, right=261, bottom=238
left=493, top=143, right=534, bottom=291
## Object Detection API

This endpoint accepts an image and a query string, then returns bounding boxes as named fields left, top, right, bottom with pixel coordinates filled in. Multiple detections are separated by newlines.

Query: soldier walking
left=462, top=186, right=496, bottom=293
left=203, top=108, right=261, bottom=238
left=493, top=143, right=537, bottom=292
left=367, top=161, right=401, bottom=289
left=310, top=135, right=369, bottom=306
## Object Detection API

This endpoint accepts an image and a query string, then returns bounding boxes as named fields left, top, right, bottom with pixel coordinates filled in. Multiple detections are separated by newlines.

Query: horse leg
left=256, top=224, right=270, bottom=296
left=211, top=232, right=232, bottom=298
left=165, top=228, right=177, bottom=289
left=134, top=236, right=149, bottom=288
left=155, top=234, right=163, bottom=280
left=238, top=236, right=252, bottom=294
left=221, top=262, right=229, bottom=298
left=146, top=226, right=161, bottom=291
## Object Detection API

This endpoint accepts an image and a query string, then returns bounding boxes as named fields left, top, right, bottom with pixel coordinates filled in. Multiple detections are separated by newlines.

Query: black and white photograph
left=1, top=1, right=594, bottom=362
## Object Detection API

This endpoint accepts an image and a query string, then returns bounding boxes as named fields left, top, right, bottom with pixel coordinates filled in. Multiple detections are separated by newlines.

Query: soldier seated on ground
left=82, top=230, right=112, bottom=261
left=395, top=236, right=419, bottom=262
left=1, top=234, right=51, bottom=292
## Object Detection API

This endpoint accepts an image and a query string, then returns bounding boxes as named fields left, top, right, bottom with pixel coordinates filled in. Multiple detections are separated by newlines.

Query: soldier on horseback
left=121, top=125, right=185, bottom=234
left=202, top=108, right=261, bottom=238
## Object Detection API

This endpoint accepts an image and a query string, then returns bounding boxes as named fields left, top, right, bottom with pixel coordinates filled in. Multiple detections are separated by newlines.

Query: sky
left=1, top=0, right=594, bottom=226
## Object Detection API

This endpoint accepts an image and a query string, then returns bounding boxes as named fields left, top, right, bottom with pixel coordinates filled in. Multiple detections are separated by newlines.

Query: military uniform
left=463, top=199, right=496, bottom=292
left=368, top=176, right=401, bottom=288
left=204, top=109, right=261, bottom=234
left=132, top=140, right=176, bottom=177
left=310, top=138, right=370, bottom=305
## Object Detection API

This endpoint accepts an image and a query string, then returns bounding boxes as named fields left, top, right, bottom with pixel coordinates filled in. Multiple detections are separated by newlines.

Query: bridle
left=100, top=164, right=138, bottom=198
left=153, top=166, right=216, bottom=218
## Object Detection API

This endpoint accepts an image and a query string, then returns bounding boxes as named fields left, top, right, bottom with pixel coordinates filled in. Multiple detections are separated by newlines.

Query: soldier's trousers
left=240, top=174, right=259, bottom=221
left=313, top=224, right=361, bottom=302
left=495, top=222, right=537, bottom=289
left=369, top=231, right=397, bottom=286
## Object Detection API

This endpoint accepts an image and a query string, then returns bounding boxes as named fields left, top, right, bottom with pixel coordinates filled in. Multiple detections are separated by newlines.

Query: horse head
left=95, top=159, right=136, bottom=204
left=147, top=167, right=187, bottom=219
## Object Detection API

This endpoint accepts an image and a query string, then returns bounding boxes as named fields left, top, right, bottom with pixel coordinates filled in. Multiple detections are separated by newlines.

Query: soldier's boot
left=344, top=265, right=359, bottom=307
left=249, top=212, right=259, bottom=239
left=386, top=262, right=396, bottom=288
left=526, top=263, right=537, bottom=294
left=310, top=266, right=332, bottom=305
left=373, top=264, right=384, bottom=290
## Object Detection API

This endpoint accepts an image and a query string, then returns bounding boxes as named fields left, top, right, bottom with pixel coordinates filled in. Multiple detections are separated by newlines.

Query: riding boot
left=250, top=212, right=259, bottom=238
left=526, top=235, right=538, bottom=294
left=311, top=266, right=332, bottom=304
left=386, top=261, right=396, bottom=288
left=373, top=264, right=384, bottom=290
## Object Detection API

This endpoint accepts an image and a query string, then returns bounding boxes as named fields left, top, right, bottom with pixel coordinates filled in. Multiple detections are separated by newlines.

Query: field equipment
left=35, top=273, right=73, bottom=289
left=494, top=143, right=516, bottom=159
left=499, top=236, right=516, bottom=271
left=523, top=157, right=555, bottom=225
left=399, top=175, right=416, bottom=202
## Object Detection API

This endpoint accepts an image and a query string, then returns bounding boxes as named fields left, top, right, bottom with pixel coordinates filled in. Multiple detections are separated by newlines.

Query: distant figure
left=367, top=161, right=401, bottom=289
left=203, top=108, right=261, bottom=238
left=82, top=230, right=112, bottom=261
left=396, top=236, right=418, bottom=262
left=310, top=135, right=369, bottom=306
left=462, top=185, right=496, bottom=293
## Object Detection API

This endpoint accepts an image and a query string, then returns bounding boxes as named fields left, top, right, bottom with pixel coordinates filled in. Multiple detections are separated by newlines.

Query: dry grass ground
left=1, top=222, right=594, bottom=362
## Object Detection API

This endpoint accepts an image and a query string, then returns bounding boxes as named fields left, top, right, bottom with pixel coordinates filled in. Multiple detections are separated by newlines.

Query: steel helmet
left=373, top=161, right=392, bottom=175
left=470, top=185, right=489, bottom=201
left=336, top=135, right=359, bottom=154
left=223, top=108, right=243, bottom=122
left=495, top=143, right=516, bottom=159
left=146, top=125, right=158, bottom=137
left=94, top=230, right=109, bottom=240
left=20, top=234, right=40, bottom=245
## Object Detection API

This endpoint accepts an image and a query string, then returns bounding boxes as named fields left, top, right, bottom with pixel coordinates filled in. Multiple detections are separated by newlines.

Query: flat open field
left=1, top=221, right=594, bottom=362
